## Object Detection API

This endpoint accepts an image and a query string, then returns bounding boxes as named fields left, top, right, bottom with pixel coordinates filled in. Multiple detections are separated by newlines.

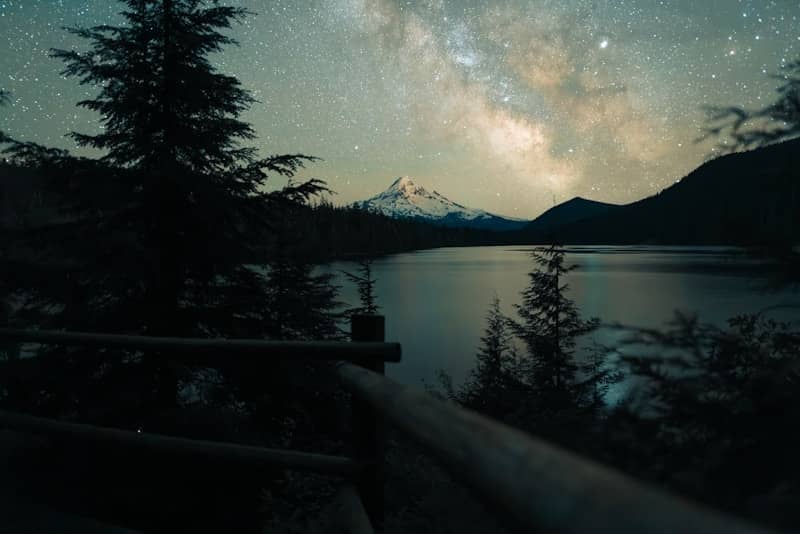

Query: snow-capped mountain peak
left=388, top=176, right=424, bottom=196
left=350, top=177, right=529, bottom=231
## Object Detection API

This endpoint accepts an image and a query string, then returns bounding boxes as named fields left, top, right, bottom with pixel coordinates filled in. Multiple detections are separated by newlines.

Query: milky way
left=1, top=0, right=799, bottom=217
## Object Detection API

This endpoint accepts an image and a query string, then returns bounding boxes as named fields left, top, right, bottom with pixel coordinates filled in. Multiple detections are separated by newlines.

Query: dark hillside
left=523, top=197, right=621, bottom=237
left=534, top=138, right=800, bottom=245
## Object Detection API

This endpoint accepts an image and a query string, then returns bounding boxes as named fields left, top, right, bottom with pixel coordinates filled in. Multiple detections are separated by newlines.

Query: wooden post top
left=350, top=315, right=385, bottom=343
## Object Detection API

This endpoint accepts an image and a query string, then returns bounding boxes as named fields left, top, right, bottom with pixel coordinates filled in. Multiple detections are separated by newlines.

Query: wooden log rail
left=0, top=327, right=401, bottom=363
left=0, top=317, right=391, bottom=533
left=0, top=409, right=360, bottom=476
left=0, top=318, right=775, bottom=534
left=335, top=362, right=772, bottom=534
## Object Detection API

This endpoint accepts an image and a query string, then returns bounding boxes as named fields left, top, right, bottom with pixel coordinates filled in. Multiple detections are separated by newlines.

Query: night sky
left=1, top=0, right=799, bottom=218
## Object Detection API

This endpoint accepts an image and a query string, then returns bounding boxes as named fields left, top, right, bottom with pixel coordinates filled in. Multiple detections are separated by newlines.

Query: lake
left=326, top=246, right=800, bottom=389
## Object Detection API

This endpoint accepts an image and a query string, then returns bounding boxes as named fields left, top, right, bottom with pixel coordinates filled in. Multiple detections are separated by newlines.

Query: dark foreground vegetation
left=0, top=0, right=799, bottom=532
left=433, top=245, right=800, bottom=532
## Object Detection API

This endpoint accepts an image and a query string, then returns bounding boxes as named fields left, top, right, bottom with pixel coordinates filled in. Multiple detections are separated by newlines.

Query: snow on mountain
left=350, top=177, right=528, bottom=231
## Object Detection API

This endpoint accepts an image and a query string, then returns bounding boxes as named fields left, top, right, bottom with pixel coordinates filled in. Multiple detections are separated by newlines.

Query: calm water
left=327, top=246, right=800, bottom=388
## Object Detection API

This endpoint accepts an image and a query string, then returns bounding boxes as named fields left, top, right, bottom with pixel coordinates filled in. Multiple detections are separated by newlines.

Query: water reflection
left=327, top=246, right=800, bottom=388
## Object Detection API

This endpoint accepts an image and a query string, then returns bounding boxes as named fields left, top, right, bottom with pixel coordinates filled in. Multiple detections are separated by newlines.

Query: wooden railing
left=0, top=317, right=774, bottom=533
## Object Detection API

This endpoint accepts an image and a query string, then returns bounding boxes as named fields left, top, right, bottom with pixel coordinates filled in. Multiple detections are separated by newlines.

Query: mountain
left=525, top=138, right=800, bottom=245
left=351, top=177, right=529, bottom=231
left=524, top=197, right=621, bottom=236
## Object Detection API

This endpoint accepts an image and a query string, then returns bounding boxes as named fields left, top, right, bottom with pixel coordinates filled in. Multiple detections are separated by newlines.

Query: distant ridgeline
left=521, top=138, right=800, bottom=246
left=5, top=137, right=797, bottom=252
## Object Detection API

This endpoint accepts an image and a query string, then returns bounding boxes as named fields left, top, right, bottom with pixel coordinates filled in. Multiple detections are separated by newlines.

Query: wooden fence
left=0, top=316, right=774, bottom=533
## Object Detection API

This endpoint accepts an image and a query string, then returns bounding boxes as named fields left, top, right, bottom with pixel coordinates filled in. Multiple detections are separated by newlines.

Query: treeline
left=0, top=164, right=506, bottom=261
left=279, top=202, right=505, bottom=260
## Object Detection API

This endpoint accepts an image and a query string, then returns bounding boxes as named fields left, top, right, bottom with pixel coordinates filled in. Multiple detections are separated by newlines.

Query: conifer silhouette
left=1, top=1, right=329, bottom=419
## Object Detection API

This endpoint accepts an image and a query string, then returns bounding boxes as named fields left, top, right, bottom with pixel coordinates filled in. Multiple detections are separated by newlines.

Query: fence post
left=350, top=314, right=385, bottom=530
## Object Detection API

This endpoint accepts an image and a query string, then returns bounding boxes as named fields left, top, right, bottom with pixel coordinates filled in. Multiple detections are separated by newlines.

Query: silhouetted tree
left=609, top=312, right=800, bottom=524
left=45, top=0, right=325, bottom=335
left=704, top=58, right=800, bottom=150
left=511, top=245, right=599, bottom=401
left=456, top=295, right=522, bottom=417
left=264, top=260, right=341, bottom=341
left=437, top=248, right=604, bottom=440
left=342, top=259, right=380, bottom=315
left=0, top=0, right=327, bottom=421
left=576, top=341, right=622, bottom=419
left=264, top=221, right=342, bottom=342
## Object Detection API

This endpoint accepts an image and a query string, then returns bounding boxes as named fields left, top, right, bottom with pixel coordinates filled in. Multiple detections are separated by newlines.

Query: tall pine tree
left=1, top=1, right=329, bottom=420
left=342, top=259, right=380, bottom=316
left=457, top=295, right=519, bottom=418
left=263, top=199, right=342, bottom=341
left=44, top=0, right=326, bottom=336
left=512, top=245, right=599, bottom=406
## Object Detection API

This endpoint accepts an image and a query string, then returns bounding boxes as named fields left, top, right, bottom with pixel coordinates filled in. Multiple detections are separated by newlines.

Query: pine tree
left=511, top=245, right=599, bottom=405
left=458, top=295, right=517, bottom=417
left=264, top=259, right=341, bottom=341
left=577, top=341, right=622, bottom=419
left=610, top=313, right=800, bottom=511
left=0, top=1, right=329, bottom=421
left=704, top=57, right=800, bottom=150
left=42, top=0, right=326, bottom=335
left=342, top=259, right=380, bottom=315
left=258, top=196, right=342, bottom=341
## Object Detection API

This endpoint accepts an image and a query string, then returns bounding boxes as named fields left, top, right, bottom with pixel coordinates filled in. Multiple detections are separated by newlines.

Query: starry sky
left=1, top=0, right=799, bottom=218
